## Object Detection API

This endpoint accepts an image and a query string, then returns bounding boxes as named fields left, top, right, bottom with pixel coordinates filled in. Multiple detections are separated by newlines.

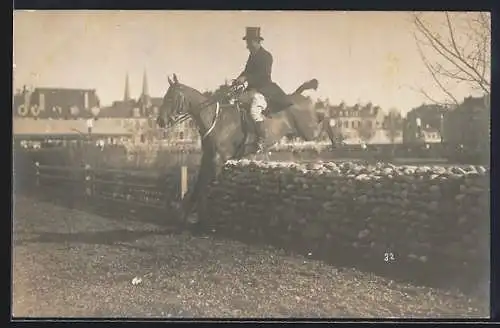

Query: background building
left=99, top=71, right=199, bottom=143
left=443, top=95, right=489, bottom=151
left=14, top=71, right=201, bottom=144
left=13, top=86, right=100, bottom=120
left=326, top=102, right=385, bottom=144
left=403, top=103, right=447, bottom=144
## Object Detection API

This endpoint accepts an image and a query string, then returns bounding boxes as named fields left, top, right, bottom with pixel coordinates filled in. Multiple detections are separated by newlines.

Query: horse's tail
left=292, top=79, right=319, bottom=95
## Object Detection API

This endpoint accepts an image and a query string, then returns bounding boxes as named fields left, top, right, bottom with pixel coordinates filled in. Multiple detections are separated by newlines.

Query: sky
left=13, top=10, right=489, bottom=114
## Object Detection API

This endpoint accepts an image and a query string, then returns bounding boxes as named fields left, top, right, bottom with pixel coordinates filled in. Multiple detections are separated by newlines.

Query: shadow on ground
left=18, top=188, right=488, bottom=299
left=14, top=228, right=172, bottom=253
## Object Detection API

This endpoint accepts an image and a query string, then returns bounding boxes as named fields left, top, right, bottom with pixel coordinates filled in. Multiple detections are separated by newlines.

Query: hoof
left=185, top=217, right=211, bottom=236
left=186, top=213, right=199, bottom=225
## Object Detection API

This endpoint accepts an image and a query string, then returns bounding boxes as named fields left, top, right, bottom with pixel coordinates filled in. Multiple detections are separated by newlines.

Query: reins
left=167, top=83, right=244, bottom=140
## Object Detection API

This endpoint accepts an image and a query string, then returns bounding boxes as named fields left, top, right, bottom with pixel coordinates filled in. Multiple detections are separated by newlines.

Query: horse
left=157, top=73, right=337, bottom=227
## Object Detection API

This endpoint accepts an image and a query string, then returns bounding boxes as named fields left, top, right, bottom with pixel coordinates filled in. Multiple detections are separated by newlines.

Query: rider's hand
left=235, top=76, right=246, bottom=85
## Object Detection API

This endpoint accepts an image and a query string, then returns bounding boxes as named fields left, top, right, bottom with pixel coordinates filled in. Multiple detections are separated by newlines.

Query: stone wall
left=204, top=160, right=490, bottom=290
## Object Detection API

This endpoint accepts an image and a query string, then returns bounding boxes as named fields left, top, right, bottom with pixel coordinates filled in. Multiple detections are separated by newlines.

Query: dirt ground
left=12, top=194, right=488, bottom=319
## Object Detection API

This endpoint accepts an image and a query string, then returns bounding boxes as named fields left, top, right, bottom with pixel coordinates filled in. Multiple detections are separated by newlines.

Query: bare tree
left=383, top=108, right=403, bottom=156
left=412, top=12, right=490, bottom=105
left=356, top=116, right=376, bottom=144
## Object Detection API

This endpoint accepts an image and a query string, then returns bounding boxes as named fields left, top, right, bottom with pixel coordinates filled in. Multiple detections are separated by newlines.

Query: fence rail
left=33, top=161, right=190, bottom=211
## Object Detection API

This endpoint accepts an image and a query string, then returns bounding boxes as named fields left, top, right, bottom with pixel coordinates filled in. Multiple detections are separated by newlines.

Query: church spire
left=140, top=69, right=151, bottom=114
left=141, top=69, right=149, bottom=98
left=124, top=72, right=130, bottom=102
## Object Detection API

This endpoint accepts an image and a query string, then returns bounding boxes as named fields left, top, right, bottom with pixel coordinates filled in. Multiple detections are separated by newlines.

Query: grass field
left=12, top=194, right=488, bottom=319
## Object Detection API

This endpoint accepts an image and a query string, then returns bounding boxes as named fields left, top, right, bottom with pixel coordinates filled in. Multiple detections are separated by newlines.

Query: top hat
left=243, top=27, right=264, bottom=41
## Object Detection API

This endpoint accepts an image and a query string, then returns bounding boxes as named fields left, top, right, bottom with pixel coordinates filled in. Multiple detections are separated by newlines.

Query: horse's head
left=157, top=74, right=192, bottom=128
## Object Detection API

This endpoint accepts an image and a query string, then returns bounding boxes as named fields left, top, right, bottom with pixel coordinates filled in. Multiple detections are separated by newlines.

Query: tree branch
left=415, top=18, right=480, bottom=85
left=414, top=32, right=460, bottom=106
left=434, top=63, right=476, bottom=83
left=479, top=32, right=490, bottom=89
left=412, top=12, right=490, bottom=105
left=445, top=12, right=464, bottom=59
left=410, top=85, right=452, bottom=107
left=414, top=13, right=490, bottom=93
left=477, top=12, right=491, bottom=34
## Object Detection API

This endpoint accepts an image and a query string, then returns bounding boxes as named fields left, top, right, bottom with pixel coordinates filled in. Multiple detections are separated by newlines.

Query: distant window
left=344, top=121, right=349, bottom=128
left=367, top=120, right=373, bottom=128
left=351, top=121, right=355, bottom=128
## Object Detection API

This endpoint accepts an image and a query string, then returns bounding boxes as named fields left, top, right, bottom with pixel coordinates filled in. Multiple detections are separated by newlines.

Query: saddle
left=223, top=84, right=291, bottom=155
left=228, top=82, right=292, bottom=117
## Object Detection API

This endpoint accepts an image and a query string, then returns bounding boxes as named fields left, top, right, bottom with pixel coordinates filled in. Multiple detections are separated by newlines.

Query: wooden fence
left=32, top=161, right=192, bottom=212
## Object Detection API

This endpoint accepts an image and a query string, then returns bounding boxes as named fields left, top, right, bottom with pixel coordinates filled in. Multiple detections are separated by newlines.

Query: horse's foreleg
left=197, top=153, right=225, bottom=221
left=181, top=152, right=213, bottom=223
left=180, top=173, right=200, bottom=222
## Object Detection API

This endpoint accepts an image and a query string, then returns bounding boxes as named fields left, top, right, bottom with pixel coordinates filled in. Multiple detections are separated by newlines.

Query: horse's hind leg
left=322, top=119, right=339, bottom=148
left=287, top=106, right=317, bottom=141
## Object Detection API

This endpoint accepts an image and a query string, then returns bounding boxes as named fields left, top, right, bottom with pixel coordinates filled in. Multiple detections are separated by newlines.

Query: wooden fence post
left=179, top=146, right=188, bottom=200
left=35, top=161, right=40, bottom=187
left=84, top=163, right=93, bottom=197
left=180, top=165, right=188, bottom=200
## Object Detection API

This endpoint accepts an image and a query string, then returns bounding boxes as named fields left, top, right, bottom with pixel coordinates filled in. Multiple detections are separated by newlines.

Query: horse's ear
left=168, top=76, right=174, bottom=86
left=173, top=73, right=179, bottom=84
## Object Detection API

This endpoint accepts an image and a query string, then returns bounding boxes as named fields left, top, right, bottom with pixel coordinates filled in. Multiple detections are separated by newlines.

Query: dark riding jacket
left=239, top=47, right=292, bottom=110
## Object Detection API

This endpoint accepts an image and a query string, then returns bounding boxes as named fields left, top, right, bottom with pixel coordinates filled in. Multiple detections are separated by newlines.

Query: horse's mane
left=179, top=83, right=206, bottom=98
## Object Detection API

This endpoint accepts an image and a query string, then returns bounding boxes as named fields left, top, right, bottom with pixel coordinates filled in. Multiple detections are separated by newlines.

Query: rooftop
left=13, top=118, right=134, bottom=137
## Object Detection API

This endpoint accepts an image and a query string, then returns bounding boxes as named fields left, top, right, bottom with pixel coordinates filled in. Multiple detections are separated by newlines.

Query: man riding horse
left=233, top=27, right=293, bottom=152
left=155, top=29, right=337, bottom=226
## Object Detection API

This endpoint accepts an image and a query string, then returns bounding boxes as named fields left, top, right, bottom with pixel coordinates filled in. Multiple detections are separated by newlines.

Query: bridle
left=163, top=82, right=245, bottom=140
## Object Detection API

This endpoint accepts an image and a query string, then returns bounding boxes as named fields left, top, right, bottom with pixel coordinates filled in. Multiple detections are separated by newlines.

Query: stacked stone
left=205, top=160, right=489, bottom=281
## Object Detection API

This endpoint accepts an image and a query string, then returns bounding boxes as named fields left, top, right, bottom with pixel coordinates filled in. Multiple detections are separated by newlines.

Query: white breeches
left=250, top=92, right=267, bottom=122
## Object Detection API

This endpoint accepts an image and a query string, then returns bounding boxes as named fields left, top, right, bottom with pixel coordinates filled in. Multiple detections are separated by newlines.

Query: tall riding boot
left=254, top=121, right=266, bottom=153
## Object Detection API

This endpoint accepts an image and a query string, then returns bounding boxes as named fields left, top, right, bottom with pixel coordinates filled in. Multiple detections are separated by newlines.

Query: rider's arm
left=237, top=55, right=251, bottom=82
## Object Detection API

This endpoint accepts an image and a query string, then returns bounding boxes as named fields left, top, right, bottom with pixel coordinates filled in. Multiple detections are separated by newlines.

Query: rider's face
left=246, top=39, right=259, bottom=52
